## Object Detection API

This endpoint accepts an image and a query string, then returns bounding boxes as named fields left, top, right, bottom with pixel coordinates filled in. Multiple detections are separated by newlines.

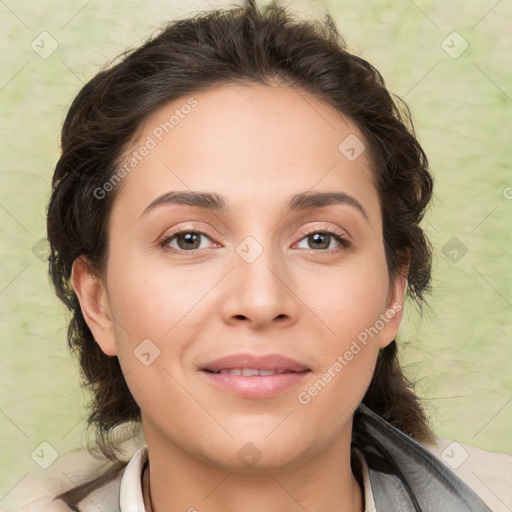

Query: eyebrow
left=139, top=190, right=370, bottom=223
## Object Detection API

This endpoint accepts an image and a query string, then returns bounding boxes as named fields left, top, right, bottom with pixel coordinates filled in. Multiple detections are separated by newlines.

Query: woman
left=6, top=0, right=511, bottom=510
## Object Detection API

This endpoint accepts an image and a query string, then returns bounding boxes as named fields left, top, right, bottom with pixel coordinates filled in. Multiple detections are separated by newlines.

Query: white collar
left=119, top=446, right=376, bottom=512
left=353, top=447, right=377, bottom=512
left=119, top=446, right=149, bottom=512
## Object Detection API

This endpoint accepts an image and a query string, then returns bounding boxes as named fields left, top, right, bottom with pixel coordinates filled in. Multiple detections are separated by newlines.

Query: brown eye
left=176, top=232, right=202, bottom=250
left=306, top=233, right=331, bottom=250
left=160, top=230, right=214, bottom=252
left=296, top=229, right=350, bottom=253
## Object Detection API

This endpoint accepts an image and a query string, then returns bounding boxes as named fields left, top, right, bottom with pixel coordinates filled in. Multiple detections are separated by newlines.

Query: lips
left=200, top=352, right=311, bottom=398
left=201, top=352, right=310, bottom=374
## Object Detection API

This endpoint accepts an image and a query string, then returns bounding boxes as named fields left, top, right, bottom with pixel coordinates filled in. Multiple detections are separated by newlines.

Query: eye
left=159, top=226, right=351, bottom=255
left=295, top=228, right=350, bottom=254
left=159, top=230, right=217, bottom=253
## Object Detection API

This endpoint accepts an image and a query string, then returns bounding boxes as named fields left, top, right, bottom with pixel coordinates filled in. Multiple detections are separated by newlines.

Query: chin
left=195, top=432, right=311, bottom=472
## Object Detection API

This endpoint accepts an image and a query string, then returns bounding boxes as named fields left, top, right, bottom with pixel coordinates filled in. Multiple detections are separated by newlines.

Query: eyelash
left=158, top=225, right=351, bottom=256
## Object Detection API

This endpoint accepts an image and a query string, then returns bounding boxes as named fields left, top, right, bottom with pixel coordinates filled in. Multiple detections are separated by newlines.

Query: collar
left=351, top=403, right=492, bottom=511
left=118, top=404, right=491, bottom=512
left=119, top=445, right=148, bottom=512
left=118, top=445, right=376, bottom=512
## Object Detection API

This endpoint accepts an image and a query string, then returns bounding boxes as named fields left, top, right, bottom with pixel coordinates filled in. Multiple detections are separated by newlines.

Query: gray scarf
left=352, top=403, right=492, bottom=511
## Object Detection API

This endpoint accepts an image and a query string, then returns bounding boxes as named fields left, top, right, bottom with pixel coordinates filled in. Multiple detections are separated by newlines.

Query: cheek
left=297, top=252, right=390, bottom=406
left=307, top=251, right=391, bottom=337
left=296, top=264, right=390, bottom=420
left=104, top=266, right=195, bottom=415
left=106, top=257, right=210, bottom=340
left=104, top=258, right=221, bottom=405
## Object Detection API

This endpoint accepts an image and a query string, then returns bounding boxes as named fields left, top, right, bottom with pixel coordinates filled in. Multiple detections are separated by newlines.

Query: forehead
left=109, top=83, right=379, bottom=223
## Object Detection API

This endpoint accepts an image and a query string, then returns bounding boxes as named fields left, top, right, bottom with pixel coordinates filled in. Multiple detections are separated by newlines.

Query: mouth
left=201, top=351, right=310, bottom=374
left=202, top=368, right=310, bottom=376
left=199, top=352, right=311, bottom=398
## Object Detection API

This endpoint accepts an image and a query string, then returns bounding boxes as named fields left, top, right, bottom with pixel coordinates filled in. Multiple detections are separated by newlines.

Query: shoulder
left=421, top=436, right=512, bottom=512
left=1, top=445, right=136, bottom=512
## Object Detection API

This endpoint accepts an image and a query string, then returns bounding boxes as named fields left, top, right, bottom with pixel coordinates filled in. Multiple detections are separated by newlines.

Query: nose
left=220, top=238, right=299, bottom=330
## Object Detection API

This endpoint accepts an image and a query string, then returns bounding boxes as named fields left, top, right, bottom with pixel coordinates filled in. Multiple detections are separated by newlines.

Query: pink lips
left=200, top=352, right=311, bottom=398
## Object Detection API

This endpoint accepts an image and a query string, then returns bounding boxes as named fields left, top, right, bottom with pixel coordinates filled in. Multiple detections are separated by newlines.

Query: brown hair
left=47, top=0, right=434, bottom=508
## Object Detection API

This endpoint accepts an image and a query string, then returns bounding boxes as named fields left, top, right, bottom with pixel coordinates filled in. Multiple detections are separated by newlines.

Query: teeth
left=217, top=368, right=288, bottom=376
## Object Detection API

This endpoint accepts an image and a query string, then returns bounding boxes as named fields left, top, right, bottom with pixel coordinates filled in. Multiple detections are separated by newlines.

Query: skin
left=72, top=83, right=408, bottom=512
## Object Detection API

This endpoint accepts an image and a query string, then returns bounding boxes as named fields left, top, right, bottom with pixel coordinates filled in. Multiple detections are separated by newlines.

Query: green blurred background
left=1, top=0, right=511, bottom=494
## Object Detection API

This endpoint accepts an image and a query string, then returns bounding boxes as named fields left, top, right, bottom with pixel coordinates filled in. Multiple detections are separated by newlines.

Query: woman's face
left=73, top=83, right=407, bottom=470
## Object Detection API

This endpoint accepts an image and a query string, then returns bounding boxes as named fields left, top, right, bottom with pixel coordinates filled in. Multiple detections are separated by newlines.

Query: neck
left=141, top=428, right=363, bottom=512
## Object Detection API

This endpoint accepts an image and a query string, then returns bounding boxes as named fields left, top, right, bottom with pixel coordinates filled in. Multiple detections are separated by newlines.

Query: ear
left=378, top=260, right=409, bottom=350
left=71, top=255, right=117, bottom=356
